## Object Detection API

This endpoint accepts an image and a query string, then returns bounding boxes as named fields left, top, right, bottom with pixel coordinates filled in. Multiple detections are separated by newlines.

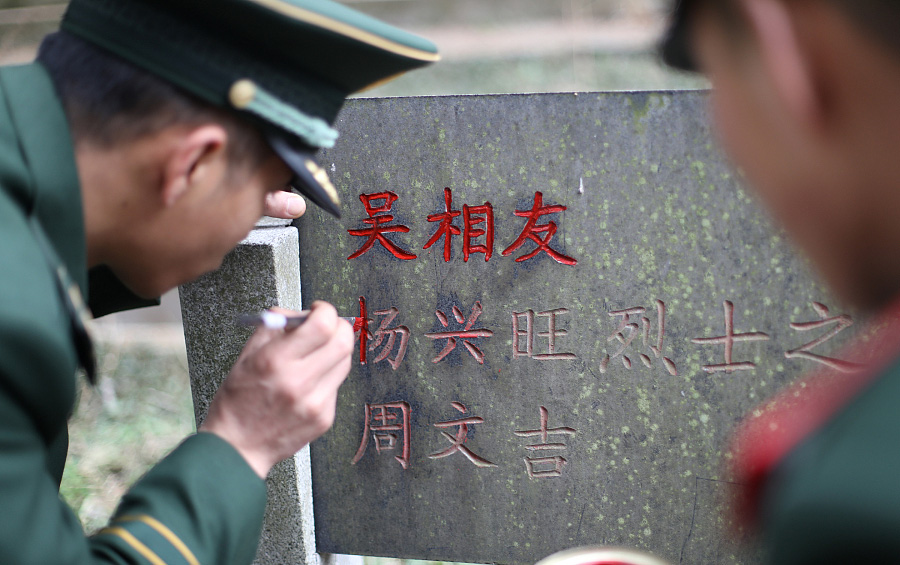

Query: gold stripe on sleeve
left=117, top=515, right=200, bottom=565
left=98, top=526, right=166, bottom=565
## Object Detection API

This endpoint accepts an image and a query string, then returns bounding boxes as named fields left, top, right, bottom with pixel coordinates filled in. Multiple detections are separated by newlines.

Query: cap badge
left=304, top=158, right=341, bottom=206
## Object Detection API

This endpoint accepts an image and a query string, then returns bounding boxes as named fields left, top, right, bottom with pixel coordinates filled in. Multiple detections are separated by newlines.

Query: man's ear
left=737, top=0, right=823, bottom=130
left=161, top=124, right=229, bottom=207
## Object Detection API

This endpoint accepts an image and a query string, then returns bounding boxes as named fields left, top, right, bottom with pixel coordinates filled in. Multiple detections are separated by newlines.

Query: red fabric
left=728, top=297, right=900, bottom=530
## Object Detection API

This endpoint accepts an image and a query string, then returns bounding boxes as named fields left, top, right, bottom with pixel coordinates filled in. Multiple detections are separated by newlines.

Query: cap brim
left=659, top=0, right=697, bottom=72
left=267, top=131, right=342, bottom=218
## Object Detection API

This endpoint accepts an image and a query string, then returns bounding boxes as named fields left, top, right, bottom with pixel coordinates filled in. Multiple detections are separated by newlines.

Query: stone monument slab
left=297, top=92, right=862, bottom=564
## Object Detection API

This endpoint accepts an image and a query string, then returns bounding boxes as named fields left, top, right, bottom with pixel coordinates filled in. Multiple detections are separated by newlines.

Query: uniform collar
left=0, top=62, right=86, bottom=294
left=729, top=294, right=900, bottom=531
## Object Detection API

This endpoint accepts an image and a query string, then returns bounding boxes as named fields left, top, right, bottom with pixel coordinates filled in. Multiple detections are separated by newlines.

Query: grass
left=60, top=336, right=195, bottom=533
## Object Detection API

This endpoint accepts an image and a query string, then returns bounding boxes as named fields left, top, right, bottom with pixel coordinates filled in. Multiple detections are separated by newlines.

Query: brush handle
left=238, top=311, right=357, bottom=330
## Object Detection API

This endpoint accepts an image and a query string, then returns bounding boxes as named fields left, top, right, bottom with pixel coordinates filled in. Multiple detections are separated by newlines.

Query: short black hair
left=662, top=0, right=900, bottom=72
left=37, top=31, right=270, bottom=165
left=837, top=0, right=900, bottom=57
left=661, top=0, right=745, bottom=71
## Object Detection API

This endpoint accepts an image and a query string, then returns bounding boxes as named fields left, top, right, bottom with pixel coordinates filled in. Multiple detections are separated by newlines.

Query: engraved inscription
left=428, top=402, right=497, bottom=467
left=692, top=301, right=771, bottom=373
left=369, top=307, right=410, bottom=370
left=462, top=202, right=495, bottom=262
left=423, top=187, right=461, bottom=262
left=348, top=191, right=417, bottom=260
left=512, top=308, right=577, bottom=360
left=352, top=402, right=412, bottom=469
left=353, top=296, right=371, bottom=365
left=353, top=297, right=409, bottom=370
left=600, top=300, right=677, bottom=375
left=501, top=192, right=577, bottom=265
left=425, top=301, right=495, bottom=364
left=514, top=406, right=577, bottom=479
left=785, top=302, right=861, bottom=372
left=423, top=187, right=495, bottom=262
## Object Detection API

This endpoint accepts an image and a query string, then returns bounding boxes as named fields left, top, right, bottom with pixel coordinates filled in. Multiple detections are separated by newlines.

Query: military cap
left=60, top=0, right=440, bottom=217
left=659, top=0, right=697, bottom=72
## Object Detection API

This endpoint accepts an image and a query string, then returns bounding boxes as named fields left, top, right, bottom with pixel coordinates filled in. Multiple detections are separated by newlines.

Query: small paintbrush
left=238, top=310, right=359, bottom=330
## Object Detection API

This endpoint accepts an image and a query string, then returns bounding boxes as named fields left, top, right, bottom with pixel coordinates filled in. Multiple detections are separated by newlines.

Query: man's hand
left=200, top=301, right=354, bottom=478
left=265, top=191, right=307, bottom=219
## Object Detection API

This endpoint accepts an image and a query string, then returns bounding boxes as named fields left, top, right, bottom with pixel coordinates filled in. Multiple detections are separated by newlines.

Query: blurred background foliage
left=0, top=0, right=706, bottom=550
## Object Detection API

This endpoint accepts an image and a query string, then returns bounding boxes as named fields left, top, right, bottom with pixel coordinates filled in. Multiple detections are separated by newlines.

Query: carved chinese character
left=600, top=300, right=677, bottom=375
left=352, top=401, right=411, bottom=469
left=423, top=187, right=495, bottom=262
left=347, top=191, right=417, bottom=260
left=786, top=302, right=861, bottom=372
left=692, top=300, right=770, bottom=373
left=462, top=203, right=494, bottom=262
left=353, top=297, right=409, bottom=370
left=512, top=308, right=576, bottom=360
left=353, top=296, right=372, bottom=364
left=425, top=301, right=494, bottom=364
left=514, top=406, right=576, bottom=479
left=502, top=191, right=577, bottom=265
left=423, top=187, right=460, bottom=261
left=427, top=402, right=497, bottom=467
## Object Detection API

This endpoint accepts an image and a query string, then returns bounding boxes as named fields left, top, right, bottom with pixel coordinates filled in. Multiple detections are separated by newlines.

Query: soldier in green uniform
left=662, top=0, right=900, bottom=562
left=0, top=0, right=437, bottom=562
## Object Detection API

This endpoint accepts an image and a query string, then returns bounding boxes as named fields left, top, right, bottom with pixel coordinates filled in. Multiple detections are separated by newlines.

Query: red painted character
left=352, top=296, right=372, bottom=363
left=347, top=191, right=417, bottom=260
left=502, top=191, right=577, bottom=265
left=423, top=187, right=494, bottom=262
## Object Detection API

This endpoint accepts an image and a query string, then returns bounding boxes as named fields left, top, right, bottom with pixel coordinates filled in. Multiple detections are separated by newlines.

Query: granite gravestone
left=292, top=91, right=862, bottom=565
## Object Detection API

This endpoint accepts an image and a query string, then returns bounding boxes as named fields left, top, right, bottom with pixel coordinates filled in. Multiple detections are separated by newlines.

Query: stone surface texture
left=179, top=225, right=316, bottom=565
left=295, top=93, right=866, bottom=564
left=256, top=216, right=294, bottom=228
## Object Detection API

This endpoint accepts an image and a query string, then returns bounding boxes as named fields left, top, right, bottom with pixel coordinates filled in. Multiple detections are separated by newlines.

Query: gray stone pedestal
left=179, top=219, right=317, bottom=565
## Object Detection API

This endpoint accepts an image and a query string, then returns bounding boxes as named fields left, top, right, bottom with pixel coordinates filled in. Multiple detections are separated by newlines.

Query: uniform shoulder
left=0, top=189, right=78, bottom=422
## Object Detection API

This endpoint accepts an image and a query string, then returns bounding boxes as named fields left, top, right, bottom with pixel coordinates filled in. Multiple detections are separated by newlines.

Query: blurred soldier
left=662, top=0, right=900, bottom=562
left=0, top=0, right=437, bottom=562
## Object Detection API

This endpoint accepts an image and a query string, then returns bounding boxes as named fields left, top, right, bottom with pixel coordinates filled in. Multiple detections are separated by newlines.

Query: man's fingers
left=285, top=355, right=351, bottom=430
left=265, top=191, right=307, bottom=219
left=240, top=322, right=282, bottom=358
left=282, top=333, right=353, bottom=397
left=279, top=302, right=350, bottom=357
left=248, top=303, right=352, bottom=378
left=239, top=304, right=309, bottom=355
left=211, top=302, right=353, bottom=477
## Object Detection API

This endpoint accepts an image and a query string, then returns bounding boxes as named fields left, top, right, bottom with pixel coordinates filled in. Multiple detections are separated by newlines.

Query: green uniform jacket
left=0, top=62, right=267, bottom=564
left=762, top=360, right=900, bottom=563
